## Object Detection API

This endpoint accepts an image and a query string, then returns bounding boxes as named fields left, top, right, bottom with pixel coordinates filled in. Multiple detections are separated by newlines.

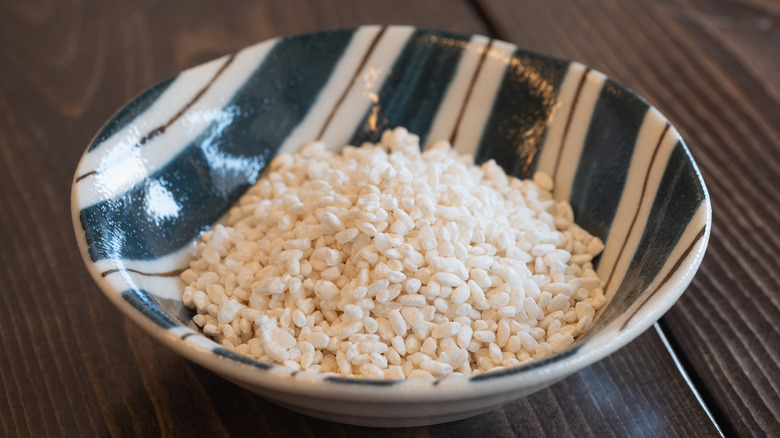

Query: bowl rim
left=70, top=24, right=712, bottom=402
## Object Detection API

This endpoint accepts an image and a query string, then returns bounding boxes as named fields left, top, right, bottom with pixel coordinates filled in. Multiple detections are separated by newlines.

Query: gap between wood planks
left=656, top=321, right=728, bottom=437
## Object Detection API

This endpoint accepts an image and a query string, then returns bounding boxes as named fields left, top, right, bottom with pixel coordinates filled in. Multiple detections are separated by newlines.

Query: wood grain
left=119, top=327, right=718, bottom=437
left=475, top=0, right=780, bottom=435
left=0, top=0, right=774, bottom=435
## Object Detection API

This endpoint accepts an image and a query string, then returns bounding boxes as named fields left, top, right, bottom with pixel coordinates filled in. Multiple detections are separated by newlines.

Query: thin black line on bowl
left=619, top=224, right=706, bottom=331
left=449, top=39, right=494, bottom=145
left=101, top=267, right=183, bottom=278
left=76, top=54, right=236, bottom=182
left=323, top=376, right=401, bottom=386
left=604, top=122, right=671, bottom=291
left=552, top=68, right=590, bottom=180
left=316, top=26, right=388, bottom=141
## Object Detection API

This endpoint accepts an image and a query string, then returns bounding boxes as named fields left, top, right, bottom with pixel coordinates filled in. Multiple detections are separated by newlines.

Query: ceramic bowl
left=71, top=26, right=710, bottom=427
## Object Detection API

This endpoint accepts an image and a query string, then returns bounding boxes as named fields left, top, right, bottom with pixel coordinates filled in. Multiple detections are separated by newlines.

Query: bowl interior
left=72, top=26, right=709, bottom=389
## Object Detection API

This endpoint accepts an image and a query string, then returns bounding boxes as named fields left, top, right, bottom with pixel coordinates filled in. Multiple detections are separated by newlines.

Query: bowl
left=71, top=25, right=711, bottom=427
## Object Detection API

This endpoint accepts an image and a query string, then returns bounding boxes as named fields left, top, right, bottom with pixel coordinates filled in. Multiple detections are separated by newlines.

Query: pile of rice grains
left=181, top=128, right=605, bottom=380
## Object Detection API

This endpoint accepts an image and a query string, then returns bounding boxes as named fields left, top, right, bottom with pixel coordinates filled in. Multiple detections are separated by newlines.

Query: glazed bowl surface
left=72, top=26, right=710, bottom=427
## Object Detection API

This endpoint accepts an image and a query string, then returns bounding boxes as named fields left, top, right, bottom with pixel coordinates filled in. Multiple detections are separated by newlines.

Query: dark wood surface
left=0, top=0, right=776, bottom=436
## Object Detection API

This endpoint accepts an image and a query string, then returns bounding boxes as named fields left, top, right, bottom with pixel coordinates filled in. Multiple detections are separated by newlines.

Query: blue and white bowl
left=71, top=26, right=711, bottom=427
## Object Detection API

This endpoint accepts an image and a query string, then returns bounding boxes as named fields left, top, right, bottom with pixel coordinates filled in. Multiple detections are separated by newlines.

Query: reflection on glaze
left=144, top=180, right=181, bottom=225
left=88, top=77, right=177, bottom=152
left=199, top=105, right=267, bottom=198
left=79, top=56, right=236, bottom=183
left=90, top=142, right=150, bottom=200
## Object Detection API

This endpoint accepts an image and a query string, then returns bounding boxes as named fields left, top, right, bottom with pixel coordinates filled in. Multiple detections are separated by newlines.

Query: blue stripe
left=348, top=29, right=471, bottom=147
left=81, top=29, right=357, bottom=261
left=594, top=143, right=705, bottom=329
left=121, top=288, right=194, bottom=329
left=89, top=77, right=177, bottom=151
left=324, top=375, right=400, bottom=386
left=475, top=50, right=569, bottom=177
left=569, top=79, right=648, bottom=248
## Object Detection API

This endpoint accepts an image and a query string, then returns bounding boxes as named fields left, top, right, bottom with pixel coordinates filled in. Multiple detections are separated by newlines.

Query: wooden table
left=1, top=0, right=777, bottom=436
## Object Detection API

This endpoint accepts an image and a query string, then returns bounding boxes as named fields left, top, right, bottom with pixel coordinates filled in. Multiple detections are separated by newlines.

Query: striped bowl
left=71, top=26, right=711, bottom=427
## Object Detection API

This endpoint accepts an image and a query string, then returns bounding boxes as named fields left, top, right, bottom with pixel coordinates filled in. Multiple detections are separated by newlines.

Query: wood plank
left=475, top=0, right=780, bottom=435
left=0, top=0, right=735, bottom=435
left=125, top=326, right=719, bottom=437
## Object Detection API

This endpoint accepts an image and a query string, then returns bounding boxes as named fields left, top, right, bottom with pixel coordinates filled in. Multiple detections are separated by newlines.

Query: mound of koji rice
left=180, top=127, right=606, bottom=380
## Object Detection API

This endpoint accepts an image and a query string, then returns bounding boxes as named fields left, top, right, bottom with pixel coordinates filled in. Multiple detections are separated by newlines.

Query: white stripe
left=535, top=62, right=587, bottom=176
left=425, top=35, right=490, bottom=148
left=318, top=26, right=416, bottom=151
left=597, top=108, right=669, bottom=290
left=94, top=243, right=196, bottom=301
left=601, top=125, right=682, bottom=300
left=277, top=26, right=383, bottom=156
left=80, top=57, right=226, bottom=164
left=127, top=272, right=185, bottom=301
left=553, top=70, right=606, bottom=201
left=170, top=326, right=197, bottom=338
left=611, top=204, right=709, bottom=328
left=185, top=333, right=222, bottom=351
left=92, top=242, right=196, bottom=275
left=103, top=265, right=185, bottom=301
left=451, top=40, right=516, bottom=156
left=76, top=39, right=277, bottom=208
